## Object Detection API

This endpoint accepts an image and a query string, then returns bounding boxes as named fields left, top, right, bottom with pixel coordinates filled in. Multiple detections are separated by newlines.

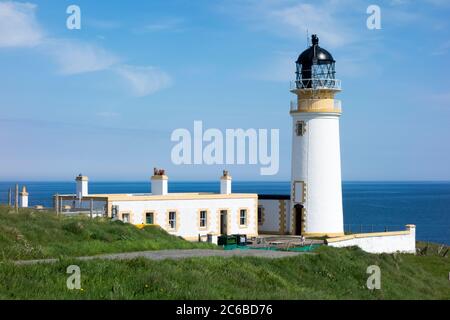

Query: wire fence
left=344, top=224, right=405, bottom=234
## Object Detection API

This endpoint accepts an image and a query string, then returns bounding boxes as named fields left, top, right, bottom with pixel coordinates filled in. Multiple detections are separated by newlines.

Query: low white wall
left=327, top=225, right=416, bottom=254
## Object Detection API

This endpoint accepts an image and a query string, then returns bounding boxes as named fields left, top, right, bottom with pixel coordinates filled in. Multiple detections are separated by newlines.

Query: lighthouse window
left=296, top=121, right=305, bottom=136
left=169, top=211, right=177, bottom=229
left=240, top=209, right=247, bottom=226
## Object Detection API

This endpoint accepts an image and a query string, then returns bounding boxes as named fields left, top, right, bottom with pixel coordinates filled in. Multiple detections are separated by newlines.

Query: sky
left=0, top=0, right=449, bottom=181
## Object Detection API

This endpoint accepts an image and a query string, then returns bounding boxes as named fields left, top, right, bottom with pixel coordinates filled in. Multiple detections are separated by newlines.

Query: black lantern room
left=295, top=34, right=338, bottom=90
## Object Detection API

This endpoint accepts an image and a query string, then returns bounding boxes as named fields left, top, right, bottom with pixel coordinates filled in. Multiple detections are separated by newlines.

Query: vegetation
left=0, top=206, right=448, bottom=300
left=0, top=245, right=449, bottom=299
left=0, top=206, right=214, bottom=261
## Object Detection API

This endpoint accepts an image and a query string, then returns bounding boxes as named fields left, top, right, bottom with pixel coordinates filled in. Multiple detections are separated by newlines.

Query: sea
left=0, top=181, right=449, bottom=245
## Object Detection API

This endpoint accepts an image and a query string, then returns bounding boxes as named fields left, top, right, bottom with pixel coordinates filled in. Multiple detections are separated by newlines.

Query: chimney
left=75, top=174, right=89, bottom=198
left=220, top=170, right=232, bottom=195
left=151, top=168, right=168, bottom=195
left=19, top=186, right=29, bottom=208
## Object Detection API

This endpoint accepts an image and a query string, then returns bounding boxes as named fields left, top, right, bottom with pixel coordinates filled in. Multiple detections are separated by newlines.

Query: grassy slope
left=0, top=206, right=448, bottom=299
left=0, top=206, right=213, bottom=261
left=0, top=246, right=449, bottom=300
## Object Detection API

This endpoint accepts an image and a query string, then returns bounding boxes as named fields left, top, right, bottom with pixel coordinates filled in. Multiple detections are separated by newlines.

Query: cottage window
left=146, top=212, right=154, bottom=224
left=240, top=209, right=247, bottom=226
left=199, top=210, right=207, bottom=228
left=169, top=211, right=177, bottom=229
left=122, top=213, right=130, bottom=223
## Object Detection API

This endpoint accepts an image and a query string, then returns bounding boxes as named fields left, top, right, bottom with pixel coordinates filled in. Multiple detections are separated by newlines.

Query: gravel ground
left=14, top=249, right=310, bottom=265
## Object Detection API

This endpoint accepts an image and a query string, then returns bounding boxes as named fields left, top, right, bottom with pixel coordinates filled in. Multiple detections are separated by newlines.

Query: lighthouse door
left=294, top=204, right=303, bottom=235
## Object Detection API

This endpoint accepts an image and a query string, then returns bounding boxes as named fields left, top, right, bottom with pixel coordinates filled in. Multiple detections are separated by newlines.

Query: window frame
left=239, top=208, right=248, bottom=227
left=296, top=121, right=306, bottom=136
left=145, top=212, right=155, bottom=225
left=199, top=209, right=208, bottom=229
left=120, top=212, right=131, bottom=223
left=167, top=210, right=178, bottom=231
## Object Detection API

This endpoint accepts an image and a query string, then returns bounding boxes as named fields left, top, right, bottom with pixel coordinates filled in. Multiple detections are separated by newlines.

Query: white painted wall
left=259, top=199, right=280, bottom=233
left=220, top=178, right=232, bottom=195
left=258, top=199, right=291, bottom=234
left=151, top=177, right=168, bottom=195
left=290, top=112, right=344, bottom=235
left=76, top=180, right=88, bottom=198
left=111, top=197, right=258, bottom=240
left=328, top=226, right=416, bottom=254
left=19, top=194, right=28, bottom=208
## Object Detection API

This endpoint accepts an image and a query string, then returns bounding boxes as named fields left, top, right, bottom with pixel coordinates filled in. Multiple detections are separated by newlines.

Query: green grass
left=0, top=245, right=448, bottom=299
left=1, top=206, right=448, bottom=300
left=0, top=206, right=214, bottom=261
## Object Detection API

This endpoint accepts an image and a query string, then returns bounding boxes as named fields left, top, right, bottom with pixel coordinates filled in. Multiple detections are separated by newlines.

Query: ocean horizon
left=1, top=181, right=449, bottom=245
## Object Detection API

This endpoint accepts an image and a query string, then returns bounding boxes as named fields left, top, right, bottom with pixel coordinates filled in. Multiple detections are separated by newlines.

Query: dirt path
left=14, top=249, right=310, bottom=265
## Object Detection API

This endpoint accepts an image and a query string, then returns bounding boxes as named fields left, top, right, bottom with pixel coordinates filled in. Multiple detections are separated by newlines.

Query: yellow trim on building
left=325, top=230, right=411, bottom=243
left=303, top=232, right=345, bottom=238
left=278, top=200, right=286, bottom=234
left=257, top=205, right=265, bottom=226
left=72, top=193, right=258, bottom=202
left=151, top=175, right=168, bottom=180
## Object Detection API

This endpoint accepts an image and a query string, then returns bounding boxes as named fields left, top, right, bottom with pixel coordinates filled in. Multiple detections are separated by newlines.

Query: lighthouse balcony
left=290, top=99, right=342, bottom=113
left=290, top=79, right=341, bottom=91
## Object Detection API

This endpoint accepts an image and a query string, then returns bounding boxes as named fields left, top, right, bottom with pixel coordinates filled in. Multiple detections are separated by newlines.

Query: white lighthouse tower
left=290, top=35, right=344, bottom=237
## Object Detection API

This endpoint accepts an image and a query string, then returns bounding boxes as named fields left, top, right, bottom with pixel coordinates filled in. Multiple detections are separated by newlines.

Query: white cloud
left=266, top=3, right=352, bottom=48
left=0, top=1, right=43, bottom=47
left=43, top=39, right=119, bottom=75
left=246, top=51, right=295, bottom=82
left=0, top=2, right=173, bottom=96
left=219, top=0, right=357, bottom=49
left=115, top=65, right=172, bottom=97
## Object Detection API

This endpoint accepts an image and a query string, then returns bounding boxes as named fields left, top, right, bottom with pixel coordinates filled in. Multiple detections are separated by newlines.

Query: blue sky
left=0, top=0, right=449, bottom=181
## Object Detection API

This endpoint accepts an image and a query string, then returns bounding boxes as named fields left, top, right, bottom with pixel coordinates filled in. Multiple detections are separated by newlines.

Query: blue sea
left=0, top=181, right=449, bottom=245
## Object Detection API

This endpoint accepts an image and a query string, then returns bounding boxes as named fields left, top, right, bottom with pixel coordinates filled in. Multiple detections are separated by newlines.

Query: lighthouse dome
left=294, top=34, right=338, bottom=90
left=296, top=39, right=334, bottom=65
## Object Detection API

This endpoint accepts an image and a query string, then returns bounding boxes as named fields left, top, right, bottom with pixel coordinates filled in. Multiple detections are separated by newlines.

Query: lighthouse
left=290, top=34, right=344, bottom=237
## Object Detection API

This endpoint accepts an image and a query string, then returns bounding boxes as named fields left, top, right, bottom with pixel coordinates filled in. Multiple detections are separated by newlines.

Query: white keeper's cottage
left=59, top=170, right=258, bottom=242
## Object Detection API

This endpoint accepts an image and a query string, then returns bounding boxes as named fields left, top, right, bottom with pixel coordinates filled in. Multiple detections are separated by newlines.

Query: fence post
left=15, top=184, right=19, bottom=212
left=55, top=194, right=59, bottom=216
left=8, top=188, right=12, bottom=207
left=90, top=199, right=93, bottom=219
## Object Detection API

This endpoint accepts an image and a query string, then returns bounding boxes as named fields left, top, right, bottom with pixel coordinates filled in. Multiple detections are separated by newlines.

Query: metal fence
left=55, top=196, right=107, bottom=217
left=344, top=224, right=405, bottom=234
